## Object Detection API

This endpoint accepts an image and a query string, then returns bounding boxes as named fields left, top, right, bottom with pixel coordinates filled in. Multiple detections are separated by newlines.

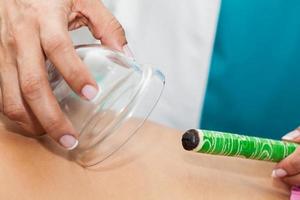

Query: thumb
left=282, top=128, right=300, bottom=143
left=73, top=0, right=133, bottom=56
left=272, top=128, right=300, bottom=178
left=272, top=148, right=300, bottom=178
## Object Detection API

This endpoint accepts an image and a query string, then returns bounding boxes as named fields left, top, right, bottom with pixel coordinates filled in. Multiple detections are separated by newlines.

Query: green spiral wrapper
left=181, top=129, right=299, bottom=162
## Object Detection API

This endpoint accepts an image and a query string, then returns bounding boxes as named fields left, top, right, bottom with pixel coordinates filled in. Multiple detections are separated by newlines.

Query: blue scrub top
left=200, top=0, right=300, bottom=139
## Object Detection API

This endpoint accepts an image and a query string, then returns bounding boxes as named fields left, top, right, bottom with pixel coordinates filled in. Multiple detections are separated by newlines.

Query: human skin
left=274, top=128, right=300, bottom=186
left=0, top=0, right=131, bottom=149
left=0, top=116, right=289, bottom=200
left=0, top=0, right=299, bottom=187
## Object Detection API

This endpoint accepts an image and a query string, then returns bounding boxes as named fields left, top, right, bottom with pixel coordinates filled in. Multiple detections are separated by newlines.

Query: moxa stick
left=181, top=129, right=299, bottom=162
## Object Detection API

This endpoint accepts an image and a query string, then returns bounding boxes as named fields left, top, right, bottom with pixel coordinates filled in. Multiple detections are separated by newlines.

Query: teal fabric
left=200, top=0, right=300, bottom=139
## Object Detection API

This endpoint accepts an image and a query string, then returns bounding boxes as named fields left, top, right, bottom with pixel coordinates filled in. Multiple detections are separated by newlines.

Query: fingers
left=282, top=174, right=300, bottom=186
left=15, top=24, right=79, bottom=150
left=282, top=128, right=300, bottom=142
left=273, top=146, right=300, bottom=186
left=40, top=15, right=99, bottom=100
left=273, top=128, right=300, bottom=186
left=0, top=42, right=43, bottom=135
left=274, top=148, right=300, bottom=177
left=73, top=0, right=130, bottom=53
left=0, top=61, right=44, bottom=135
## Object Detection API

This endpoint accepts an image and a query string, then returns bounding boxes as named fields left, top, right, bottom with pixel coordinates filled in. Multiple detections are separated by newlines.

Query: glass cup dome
left=47, top=44, right=165, bottom=167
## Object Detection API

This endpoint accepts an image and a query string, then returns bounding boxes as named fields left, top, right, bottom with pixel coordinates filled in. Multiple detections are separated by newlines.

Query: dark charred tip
left=181, top=129, right=199, bottom=151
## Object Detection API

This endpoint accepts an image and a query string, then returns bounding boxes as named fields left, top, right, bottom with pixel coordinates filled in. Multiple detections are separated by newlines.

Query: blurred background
left=71, top=0, right=220, bottom=131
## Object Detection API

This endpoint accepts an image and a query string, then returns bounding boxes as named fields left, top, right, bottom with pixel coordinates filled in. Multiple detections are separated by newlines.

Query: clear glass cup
left=46, top=44, right=165, bottom=167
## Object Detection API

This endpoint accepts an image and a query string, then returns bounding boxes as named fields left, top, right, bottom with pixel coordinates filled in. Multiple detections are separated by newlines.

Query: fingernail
left=81, top=85, right=98, bottom=100
left=272, top=168, right=287, bottom=178
left=59, top=135, right=79, bottom=150
left=123, top=44, right=134, bottom=58
left=282, top=129, right=300, bottom=141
